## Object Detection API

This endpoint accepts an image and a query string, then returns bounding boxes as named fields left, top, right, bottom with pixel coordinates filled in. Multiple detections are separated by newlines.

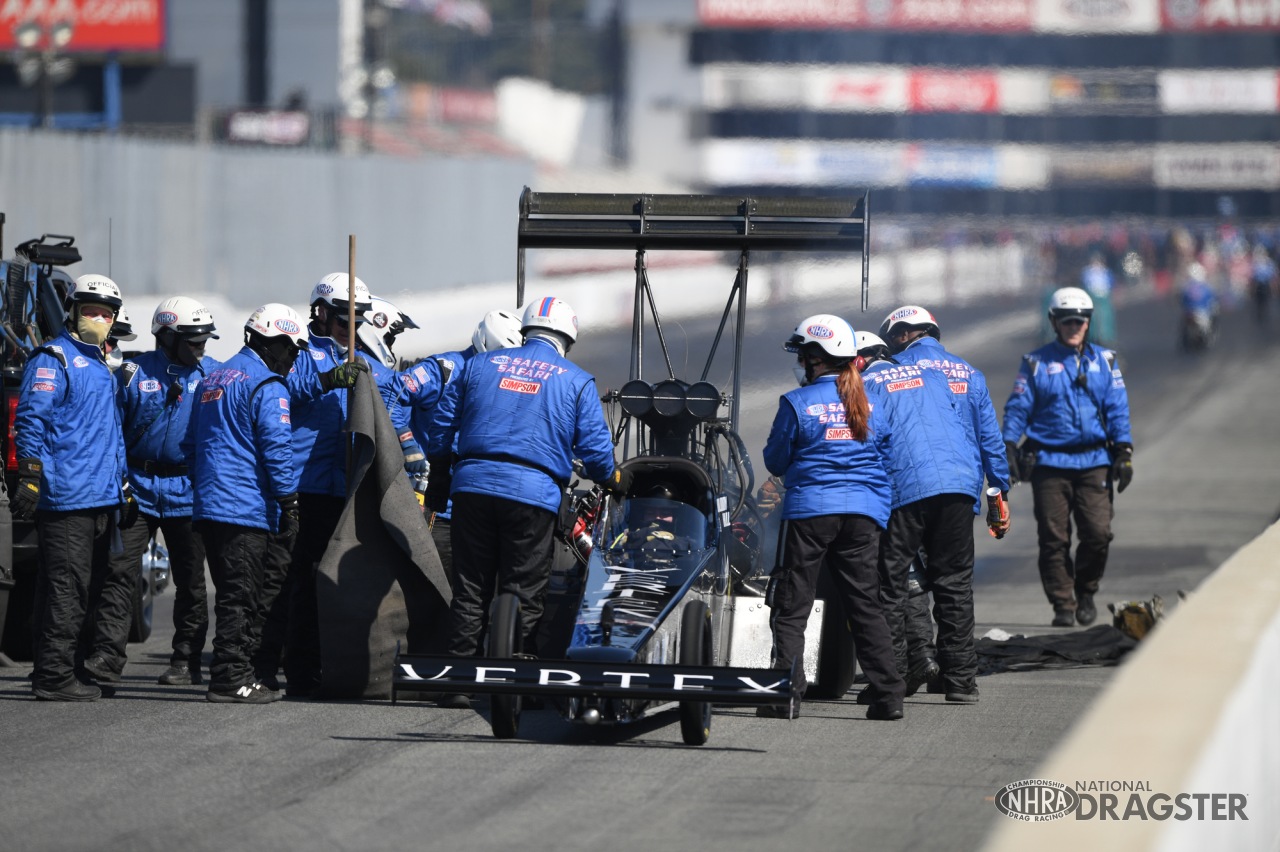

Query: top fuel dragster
left=393, top=190, right=870, bottom=744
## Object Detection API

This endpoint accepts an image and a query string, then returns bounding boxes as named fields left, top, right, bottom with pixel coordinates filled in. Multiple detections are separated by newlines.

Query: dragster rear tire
left=489, top=593, right=523, bottom=740
left=808, top=572, right=856, bottom=700
left=678, top=599, right=712, bottom=746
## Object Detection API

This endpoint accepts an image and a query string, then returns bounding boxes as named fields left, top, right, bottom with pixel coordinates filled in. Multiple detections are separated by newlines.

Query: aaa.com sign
left=0, top=0, right=165, bottom=52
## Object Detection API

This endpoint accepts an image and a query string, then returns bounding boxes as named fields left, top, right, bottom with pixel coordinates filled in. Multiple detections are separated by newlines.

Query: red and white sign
left=698, top=0, right=868, bottom=27
left=697, top=0, right=1034, bottom=30
left=815, top=67, right=909, bottom=112
left=1161, top=0, right=1280, bottom=29
left=439, top=88, right=497, bottom=125
left=0, top=0, right=165, bottom=52
left=226, top=111, right=311, bottom=146
left=1159, top=70, right=1279, bottom=113
left=909, top=71, right=1000, bottom=112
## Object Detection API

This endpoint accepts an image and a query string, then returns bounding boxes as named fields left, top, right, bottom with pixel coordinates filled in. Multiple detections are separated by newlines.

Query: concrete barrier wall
left=984, top=520, right=1280, bottom=851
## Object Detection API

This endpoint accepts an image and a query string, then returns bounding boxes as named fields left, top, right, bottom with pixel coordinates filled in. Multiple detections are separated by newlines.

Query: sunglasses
left=1058, top=318, right=1087, bottom=327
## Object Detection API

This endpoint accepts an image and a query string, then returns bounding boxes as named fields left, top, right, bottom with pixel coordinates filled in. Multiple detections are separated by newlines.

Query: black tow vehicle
left=393, top=190, right=871, bottom=743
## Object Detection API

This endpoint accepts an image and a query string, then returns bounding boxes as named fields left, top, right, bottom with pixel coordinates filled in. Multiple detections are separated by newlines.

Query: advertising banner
left=1034, top=0, right=1160, bottom=33
left=812, top=66, right=909, bottom=112
left=0, top=0, right=165, bottom=52
left=697, top=0, right=1035, bottom=30
left=904, top=144, right=1000, bottom=187
left=1160, top=0, right=1280, bottom=29
left=1154, top=145, right=1280, bottom=189
left=908, top=70, right=1001, bottom=112
left=1159, top=70, right=1279, bottom=113
left=1049, top=147, right=1155, bottom=184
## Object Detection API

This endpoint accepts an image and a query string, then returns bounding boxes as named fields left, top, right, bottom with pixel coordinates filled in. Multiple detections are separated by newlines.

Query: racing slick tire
left=129, top=570, right=153, bottom=644
left=807, top=572, right=856, bottom=700
left=678, top=599, right=712, bottom=746
left=489, top=593, right=523, bottom=740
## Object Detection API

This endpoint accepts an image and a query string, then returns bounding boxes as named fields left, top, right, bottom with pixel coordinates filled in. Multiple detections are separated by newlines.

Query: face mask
left=76, top=314, right=113, bottom=347
left=793, top=364, right=809, bottom=387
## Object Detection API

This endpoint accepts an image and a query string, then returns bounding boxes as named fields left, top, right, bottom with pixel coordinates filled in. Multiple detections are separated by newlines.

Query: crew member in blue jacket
left=427, top=296, right=626, bottom=710
left=856, top=330, right=984, bottom=705
left=16, top=274, right=136, bottom=702
left=81, top=297, right=223, bottom=686
left=1003, top=286, right=1133, bottom=628
left=184, top=304, right=308, bottom=704
left=760, top=314, right=904, bottom=721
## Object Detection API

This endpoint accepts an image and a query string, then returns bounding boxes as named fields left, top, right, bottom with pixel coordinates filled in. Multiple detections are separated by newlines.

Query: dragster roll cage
left=515, top=188, right=870, bottom=438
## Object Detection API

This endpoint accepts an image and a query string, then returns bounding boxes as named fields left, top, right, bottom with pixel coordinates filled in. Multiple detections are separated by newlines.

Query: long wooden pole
left=347, top=233, right=357, bottom=363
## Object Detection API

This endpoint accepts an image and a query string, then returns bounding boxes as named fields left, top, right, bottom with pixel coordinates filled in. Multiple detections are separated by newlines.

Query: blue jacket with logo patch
left=892, top=336, right=1010, bottom=494
left=1002, top=340, right=1132, bottom=471
left=861, top=359, right=980, bottom=511
left=762, top=374, right=892, bottom=527
left=184, top=347, right=297, bottom=531
left=428, top=337, right=616, bottom=514
left=117, top=350, right=221, bottom=518
left=286, top=331, right=411, bottom=497
left=403, top=346, right=473, bottom=521
left=15, top=329, right=128, bottom=512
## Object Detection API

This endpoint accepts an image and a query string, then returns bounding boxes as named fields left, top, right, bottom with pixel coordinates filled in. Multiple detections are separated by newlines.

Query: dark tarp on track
left=316, top=372, right=452, bottom=699
left=976, top=625, right=1138, bottom=675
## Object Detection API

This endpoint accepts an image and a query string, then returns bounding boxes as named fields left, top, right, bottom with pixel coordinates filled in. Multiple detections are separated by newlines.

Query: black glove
left=400, top=435, right=428, bottom=475
left=11, top=457, right=42, bottom=518
left=1110, top=442, right=1134, bottom=493
left=118, top=480, right=140, bottom=530
left=602, top=466, right=633, bottom=496
left=1004, top=441, right=1022, bottom=487
left=277, top=492, right=301, bottom=540
left=319, top=359, right=370, bottom=392
left=425, top=456, right=453, bottom=514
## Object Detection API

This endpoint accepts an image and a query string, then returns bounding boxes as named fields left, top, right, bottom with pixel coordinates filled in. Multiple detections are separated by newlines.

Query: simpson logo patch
left=139, top=379, right=162, bottom=392
left=201, top=389, right=224, bottom=403
left=887, top=378, right=924, bottom=392
left=825, top=427, right=853, bottom=440
left=499, top=377, right=540, bottom=395
left=35, top=368, right=55, bottom=379
left=32, top=381, right=55, bottom=392
left=949, top=381, right=968, bottom=394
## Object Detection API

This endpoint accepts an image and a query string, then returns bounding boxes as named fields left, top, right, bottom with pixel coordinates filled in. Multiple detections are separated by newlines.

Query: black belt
left=127, top=455, right=189, bottom=477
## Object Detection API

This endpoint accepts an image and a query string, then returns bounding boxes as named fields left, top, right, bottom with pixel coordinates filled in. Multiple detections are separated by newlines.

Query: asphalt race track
left=3, top=282, right=1278, bottom=852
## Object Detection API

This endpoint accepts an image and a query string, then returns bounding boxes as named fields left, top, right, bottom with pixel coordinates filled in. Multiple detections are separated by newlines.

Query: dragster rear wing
left=516, top=188, right=870, bottom=311
left=391, top=651, right=801, bottom=713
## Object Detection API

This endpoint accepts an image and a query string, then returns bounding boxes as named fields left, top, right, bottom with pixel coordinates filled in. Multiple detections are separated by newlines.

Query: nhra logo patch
left=949, top=381, right=968, bottom=394
left=499, top=377, right=540, bottom=395
left=315, top=283, right=334, bottom=296
left=891, top=307, right=917, bottom=321
left=806, top=324, right=834, bottom=339
left=806, top=404, right=827, bottom=416
left=155, top=311, right=178, bottom=326
left=139, top=379, right=162, bottom=393
left=201, top=389, right=224, bottom=403
left=490, top=355, right=511, bottom=366
left=73, top=356, right=89, bottom=368
left=995, top=779, right=1078, bottom=822
left=825, top=427, right=853, bottom=440
left=274, top=319, right=301, bottom=335
left=887, top=377, right=924, bottom=392
left=310, top=349, right=325, bottom=360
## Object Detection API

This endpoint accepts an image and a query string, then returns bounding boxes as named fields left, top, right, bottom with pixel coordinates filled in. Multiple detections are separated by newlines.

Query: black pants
left=879, top=494, right=978, bottom=692
left=770, top=514, right=903, bottom=706
left=84, top=513, right=208, bottom=674
left=904, top=553, right=936, bottom=666
left=248, top=528, right=296, bottom=680
left=32, top=509, right=114, bottom=691
left=1031, top=466, right=1114, bottom=613
left=448, top=492, right=556, bottom=658
left=198, top=520, right=268, bottom=690
left=275, top=493, right=343, bottom=690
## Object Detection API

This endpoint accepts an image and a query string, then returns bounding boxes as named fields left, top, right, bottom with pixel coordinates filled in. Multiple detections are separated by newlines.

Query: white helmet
left=855, top=330, right=890, bottom=357
left=521, top=296, right=578, bottom=343
left=310, top=272, right=372, bottom=318
left=1047, top=287, right=1094, bottom=321
left=784, top=314, right=857, bottom=361
left=879, top=305, right=940, bottom=342
left=69, top=273, right=123, bottom=310
left=365, top=297, right=418, bottom=337
left=245, top=303, right=308, bottom=347
left=152, top=296, right=219, bottom=340
left=472, top=309, right=523, bottom=352
left=110, top=306, right=138, bottom=342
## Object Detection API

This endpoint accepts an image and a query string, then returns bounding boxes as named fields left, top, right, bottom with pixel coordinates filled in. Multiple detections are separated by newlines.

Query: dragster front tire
left=489, top=593, right=523, bottom=740
left=678, top=599, right=712, bottom=746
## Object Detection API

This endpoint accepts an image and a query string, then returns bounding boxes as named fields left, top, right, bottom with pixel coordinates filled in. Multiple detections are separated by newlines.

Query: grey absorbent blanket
left=315, top=371, right=453, bottom=699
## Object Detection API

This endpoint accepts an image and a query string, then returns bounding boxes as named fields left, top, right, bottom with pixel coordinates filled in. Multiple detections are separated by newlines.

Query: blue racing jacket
left=762, top=374, right=892, bottom=527
left=861, top=360, right=981, bottom=511
left=404, top=346, right=473, bottom=521
left=286, top=331, right=411, bottom=497
left=184, top=347, right=297, bottom=531
left=117, top=350, right=221, bottom=518
left=1002, top=340, right=1133, bottom=471
left=428, top=337, right=615, bottom=514
left=893, top=336, right=1010, bottom=494
left=15, top=329, right=128, bottom=512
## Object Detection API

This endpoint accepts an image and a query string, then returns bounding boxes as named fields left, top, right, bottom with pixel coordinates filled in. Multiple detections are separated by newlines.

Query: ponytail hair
left=836, top=361, right=871, bottom=442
